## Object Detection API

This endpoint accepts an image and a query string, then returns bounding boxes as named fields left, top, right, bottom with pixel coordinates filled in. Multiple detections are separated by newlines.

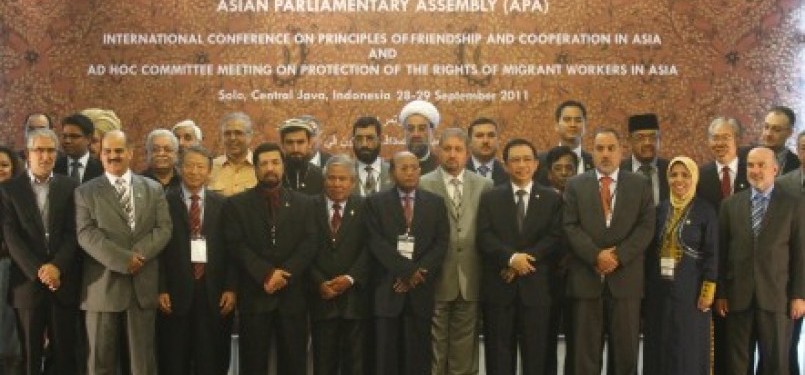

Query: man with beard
left=466, top=117, right=509, bottom=186
left=223, top=142, right=317, bottom=375
left=171, top=120, right=203, bottom=151
left=352, top=116, right=392, bottom=196
left=759, top=105, right=800, bottom=175
left=55, top=113, right=104, bottom=184
left=400, top=100, right=440, bottom=174
left=279, top=117, right=324, bottom=196
left=141, top=129, right=181, bottom=191
left=209, top=112, right=257, bottom=197
left=621, top=113, right=669, bottom=206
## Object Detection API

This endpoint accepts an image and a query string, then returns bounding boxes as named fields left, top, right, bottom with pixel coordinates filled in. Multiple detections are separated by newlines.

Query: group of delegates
left=0, top=98, right=802, bottom=375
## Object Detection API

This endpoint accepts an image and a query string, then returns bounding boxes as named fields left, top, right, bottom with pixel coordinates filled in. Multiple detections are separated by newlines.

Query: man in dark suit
left=223, top=142, right=317, bottom=375
left=141, top=129, right=181, bottom=191
left=54, top=113, right=103, bottom=184
left=365, top=151, right=449, bottom=375
left=75, top=130, right=172, bottom=375
left=621, top=113, right=669, bottom=206
left=477, top=138, right=563, bottom=375
left=352, top=116, right=392, bottom=196
left=302, top=115, right=333, bottom=168
left=715, top=146, right=805, bottom=374
left=760, top=105, right=801, bottom=175
left=563, top=128, right=655, bottom=375
left=2, top=129, right=80, bottom=375
left=279, top=118, right=324, bottom=195
left=535, top=100, right=594, bottom=184
left=777, top=130, right=805, bottom=375
left=157, top=146, right=236, bottom=375
left=465, top=117, right=509, bottom=186
left=400, top=100, right=441, bottom=174
left=309, top=154, right=370, bottom=375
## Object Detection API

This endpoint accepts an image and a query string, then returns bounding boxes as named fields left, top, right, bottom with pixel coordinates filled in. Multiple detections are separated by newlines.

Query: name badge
left=191, top=238, right=208, bottom=263
left=397, top=234, right=415, bottom=260
left=660, top=257, right=674, bottom=279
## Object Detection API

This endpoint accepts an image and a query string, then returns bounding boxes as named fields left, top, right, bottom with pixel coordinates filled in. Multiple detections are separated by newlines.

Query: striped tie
left=115, top=178, right=135, bottom=230
left=751, top=194, right=768, bottom=238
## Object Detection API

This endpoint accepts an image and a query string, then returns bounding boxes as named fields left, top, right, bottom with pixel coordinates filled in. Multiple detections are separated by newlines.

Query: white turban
left=399, top=100, right=440, bottom=128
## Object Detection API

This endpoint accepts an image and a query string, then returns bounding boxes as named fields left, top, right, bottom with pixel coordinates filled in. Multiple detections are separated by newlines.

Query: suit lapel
left=274, top=189, right=291, bottom=228
left=15, top=176, right=47, bottom=239
left=757, top=190, right=783, bottom=239
left=99, top=177, right=129, bottom=225
left=132, top=176, right=147, bottom=232
left=333, top=197, right=357, bottom=248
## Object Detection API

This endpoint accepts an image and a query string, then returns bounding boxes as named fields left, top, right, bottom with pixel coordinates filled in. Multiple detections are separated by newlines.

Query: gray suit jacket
left=76, top=173, right=172, bottom=311
left=353, top=160, right=393, bottom=196
left=563, top=170, right=655, bottom=299
left=777, top=169, right=804, bottom=196
left=420, top=168, right=492, bottom=302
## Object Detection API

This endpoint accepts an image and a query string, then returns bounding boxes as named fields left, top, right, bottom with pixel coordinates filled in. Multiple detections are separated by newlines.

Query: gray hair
left=707, top=117, right=743, bottom=139
left=219, top=112, right=253, bottom=135
left=145, top=129, right=179, bottom=164
left=26, top=128, right=59, bottom=150
left=323, top=154, right=357, bottom=178
left=178, top=145, right=213, bottom=170
left=438, top=127, right=469, bottom=147
left=172, top=119, right=203, bottom=141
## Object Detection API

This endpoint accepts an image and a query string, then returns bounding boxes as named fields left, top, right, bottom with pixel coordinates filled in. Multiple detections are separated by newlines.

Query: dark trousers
left=566, top=296, right=641, bottom=375
left=374, top=313, right=431, bottom=375
left=791, top=317, right=802, bottom=375
left=483, top=302, right=552, bottom=375
left=15, top=302, right=78, bottom=375
left=239, top=311, right=308, bottom=375
left=726, top=307, right=792, bottom=375
left=312, top=317, right=366, bottom=375
left=157, top=281, right=233, bottom=375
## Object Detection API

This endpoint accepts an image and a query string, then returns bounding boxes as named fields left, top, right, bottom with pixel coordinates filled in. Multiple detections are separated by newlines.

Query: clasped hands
left=596, top=247, right=619, bottom=276
left=393, top=268, right=428, bottom=293
left=264, top=268, right=291, bottom=294
left=128, top=254, right=146, bottom=275
left=500, top=252, right=536, bottom=283
left=319, top=275, right=353, bottom=300
left=38, top=263, right=60, bottom=291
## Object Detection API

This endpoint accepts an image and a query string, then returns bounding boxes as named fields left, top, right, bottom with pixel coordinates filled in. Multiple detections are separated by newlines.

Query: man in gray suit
left=420, top=128, right=492, bottom=375
left=352, top=116, right=392, bottom=196
left=75, top=130, right=172, bottom=375
left=563, top=127, right=655, bottom=375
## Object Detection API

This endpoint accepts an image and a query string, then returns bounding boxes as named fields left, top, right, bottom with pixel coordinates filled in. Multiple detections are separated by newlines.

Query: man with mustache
left=223, top=142, right=317, bottom=375
left=352, top=116, right=392, bottom=196
left=621, top=113, right=669, bottom=206
left=536, top=101, right=594, bottom=185
left=400, top=100, right=440, bottom=174
left=209, top=112, right=257, bottom=197
left=465, top=117, right=509, bottom=186
left=55, top=113, right=104, bottom=184
left=279, top=117, right=323, bottom=196
left=141, top=129, right=181, bottom=191
left=760, top=105, right=800, bottom=175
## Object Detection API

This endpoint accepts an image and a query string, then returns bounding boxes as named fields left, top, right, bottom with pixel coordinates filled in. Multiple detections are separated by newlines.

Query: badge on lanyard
left=660, top=257, right=674, bottom=280
left=191, top=237, right=208, bottom=263
left=397, top=234, right=415, bottom=260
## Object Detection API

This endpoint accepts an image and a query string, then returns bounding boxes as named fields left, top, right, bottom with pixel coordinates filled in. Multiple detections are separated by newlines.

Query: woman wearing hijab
left=643, top=156, right=719, bottom=375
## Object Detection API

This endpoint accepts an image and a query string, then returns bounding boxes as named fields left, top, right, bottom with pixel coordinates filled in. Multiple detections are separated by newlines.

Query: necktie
left=516, top=189, right=527, bottom=232
left=477, top=165, right=490, bottom=178
left=751, top=194, right=768, bottom=238
left=450, top=178, right=462, bottom=210
left=364, top=166, right=376, bottom=194
left=720, top=166, right=732, bottom=198
left=331, top=202, right=342, bottom=234
left=70, top=160, right=81, bottom=182
left=115, top=178, right=134, bottom=230
left=189, top=194, right=204, bottom=279
left=402, top=195, right=413, bottom=229
left=600, top=176, right=613, bottom=221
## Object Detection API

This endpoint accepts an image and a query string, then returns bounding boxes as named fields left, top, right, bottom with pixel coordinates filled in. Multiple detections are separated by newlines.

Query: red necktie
left=720, top=166, right=732, bottom=199
left=189, top=194, right=204, bottom=280
left=600, top=176, right=613, bottom=220
left=402, top=195, right=413, bottom=229
left=330, top=202, right=342, bottom=235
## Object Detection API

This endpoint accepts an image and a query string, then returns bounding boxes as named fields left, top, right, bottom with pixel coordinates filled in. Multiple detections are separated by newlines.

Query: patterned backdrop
left=1, top=0, right=804, bottom=169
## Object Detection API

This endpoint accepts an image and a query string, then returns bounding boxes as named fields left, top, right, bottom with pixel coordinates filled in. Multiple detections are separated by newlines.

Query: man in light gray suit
left=352, top=116, right=392, bottom=196
left=563, top=127, right=655, bottom=375
left=75, top=130, right=172, bottom=375
left=420, top=128, right=492, bottom=375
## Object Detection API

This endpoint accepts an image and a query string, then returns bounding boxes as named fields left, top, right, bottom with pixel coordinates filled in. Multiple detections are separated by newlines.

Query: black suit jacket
left=466, top=158, right=510, bottom=186
left=621, top=157, right=670, bottom=204
left=1, top=174, right=80, bottom=308
left=696, top=159, right=749, bottom=211
left=365, top=187, right=449, bottom=318
left=419, top=152, right=439, bottom=175
left=309, top=194, right=370, bottom=321
left=779, top=149, right=801, bottom=175
left=158, top=188, right=236, bottom=315
left=717, top=187, right=805, bottom=313
left=477, top=184, right=563, bottom=306
left=54, top=154, right=103, bottom=184
left=224, top=187, right=317, bottom=314
left=283, top=163, right=324, bottom=196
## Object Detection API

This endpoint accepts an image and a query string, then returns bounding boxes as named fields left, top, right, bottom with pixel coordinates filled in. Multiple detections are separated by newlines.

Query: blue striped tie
left=751, top=194, right=768, bottom=238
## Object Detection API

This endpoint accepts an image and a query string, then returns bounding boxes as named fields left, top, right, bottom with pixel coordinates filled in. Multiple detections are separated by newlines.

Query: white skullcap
left=399, top=100, right=440, bottom=128
left=172, top=119, right=203, bottom=140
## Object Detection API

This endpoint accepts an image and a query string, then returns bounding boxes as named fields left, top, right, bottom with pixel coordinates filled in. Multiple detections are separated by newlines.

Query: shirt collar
left=105, top=169, right=132, bottom=186
left=28, top=170, right=53, bottom=184
left=752, top=185, right=774, bottom=200
left=596, top=168, right=620, bottom=183
left=358, top=157, right=383, bottom=172
left=71, top=152, right=91, bottom=167
left=181, top=184, right=205, bottom=201
left=223, top=150, right=253, bottom=166
left=441, top=167, right=465, bottom=185
left=510, top=180, right=533, bottom=195
left=631, top=155, right=657, bottom=171
left=715, top=157, right=739, bottom=173
left=397, top=188, right=416, bottom=199
left=471, top=156, right=495, bottom=171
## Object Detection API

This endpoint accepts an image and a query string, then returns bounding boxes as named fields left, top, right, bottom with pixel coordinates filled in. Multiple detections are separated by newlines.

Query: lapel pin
left=350, top=209, right=354, bottom=216
left=535, top=194, right=540, bottom=199
left=285, top=202, right=290, bottom=207
left=685, top=220, right=691, bottom=225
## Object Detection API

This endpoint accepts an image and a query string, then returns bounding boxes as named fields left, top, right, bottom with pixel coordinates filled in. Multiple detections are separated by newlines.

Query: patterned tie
left=115, top=178, right=134, bottom=230
left=600, top=176, right=613, bottom=221
left=516, top=189, right=527, bottom=232
left=331, top=202, right=342, bottom=235
left=477, top=165, right=490, bottom=178
left=450, top=178, right=462, bottom=210
left=720, top=166, right=732, bottom=198
left=402, top=195, right=413, bottom=229
left=70, top=160, right=81, bottom=182
left=189, top=194, right=204, bottom=279
left=751, top=194, right=768, bottom=238
left=364, top=166, right=376, bottom=194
